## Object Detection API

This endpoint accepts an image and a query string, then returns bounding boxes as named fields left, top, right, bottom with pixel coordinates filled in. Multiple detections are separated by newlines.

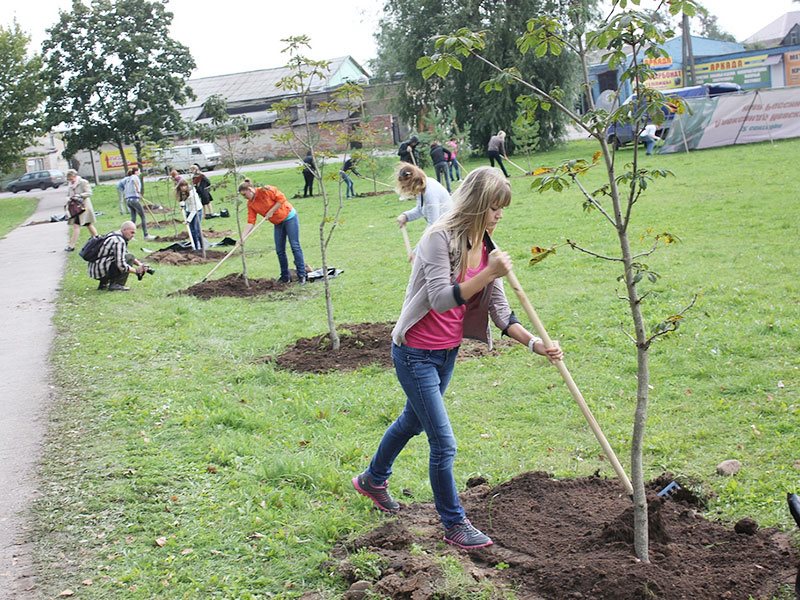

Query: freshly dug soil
left=182, top=272, right=290, bottom=299
left=147, top=249, right=229, bottom=266
left=270, top=322, right=515, bottom=374
left=337, top=472, right=796, bottom=600
left=153, top=229, right=233, bottom=242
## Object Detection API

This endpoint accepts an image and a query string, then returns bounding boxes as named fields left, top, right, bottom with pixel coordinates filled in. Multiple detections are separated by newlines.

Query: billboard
left=785, top=51, right=800, bottom=87
left=99, top=149, right=153, bottom=172
left=661, top=87, right=800, bottom=152
left=694, top=55, right=771, bottom=90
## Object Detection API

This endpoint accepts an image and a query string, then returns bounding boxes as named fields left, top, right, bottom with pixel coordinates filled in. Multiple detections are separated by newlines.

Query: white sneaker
left=144, top=234, right=156, bottom=240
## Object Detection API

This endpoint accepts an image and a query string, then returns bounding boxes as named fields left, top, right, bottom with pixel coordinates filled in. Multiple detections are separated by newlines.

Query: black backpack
left=79, top=233, right=120, bottom=262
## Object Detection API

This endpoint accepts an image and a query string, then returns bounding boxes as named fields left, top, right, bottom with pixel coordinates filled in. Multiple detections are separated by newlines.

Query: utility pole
left=682, top=12, right=696, bottom=86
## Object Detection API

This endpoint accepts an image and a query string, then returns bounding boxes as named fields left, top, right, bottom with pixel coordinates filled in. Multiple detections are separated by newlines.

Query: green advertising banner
left=695, top=55, right=771, bottom=90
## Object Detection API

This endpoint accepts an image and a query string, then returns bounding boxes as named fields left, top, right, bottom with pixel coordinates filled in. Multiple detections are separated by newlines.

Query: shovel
left=198, top=214, right=270, bottom=283
left=400, top=226, right=413, bottom=262
left=495, top=239, right=633, bottom=495
left=505, top=157, right=531, bottom=176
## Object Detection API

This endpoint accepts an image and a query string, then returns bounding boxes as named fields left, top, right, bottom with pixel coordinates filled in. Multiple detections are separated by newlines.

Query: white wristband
left=528, top=338, right=537, bottom=353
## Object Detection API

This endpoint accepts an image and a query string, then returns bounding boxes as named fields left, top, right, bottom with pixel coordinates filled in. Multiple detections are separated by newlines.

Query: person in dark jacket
left=429, top=141, right=453, bottom=193
left=398, top=135, right=420, bottom=165
left=190, top=164, right=215, bottom=216
left=340, top=157, right=360, bottom=199
left=302, top=151, right=315, bottom=197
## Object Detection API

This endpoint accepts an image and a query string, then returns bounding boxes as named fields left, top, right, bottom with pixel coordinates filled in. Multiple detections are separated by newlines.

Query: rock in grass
left=716, top=459, right=741, bottom=476
left=344, top=581, right=372, bottom=600
left=734, top=518, right=759, bottom=535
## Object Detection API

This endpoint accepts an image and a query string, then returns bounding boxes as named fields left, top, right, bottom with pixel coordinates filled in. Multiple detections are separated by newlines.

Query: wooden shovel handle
left=502, top=254, right=633, bottom=495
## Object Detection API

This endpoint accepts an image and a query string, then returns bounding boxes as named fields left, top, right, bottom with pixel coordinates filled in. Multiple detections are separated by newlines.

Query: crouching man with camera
left=88, top=221, right=154, bottom=291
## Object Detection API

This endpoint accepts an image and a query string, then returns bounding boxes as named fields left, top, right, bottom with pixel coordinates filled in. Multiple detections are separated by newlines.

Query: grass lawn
left=34, top=140, right=799, bottom=598
left=0, top=196, right=38, bottom=238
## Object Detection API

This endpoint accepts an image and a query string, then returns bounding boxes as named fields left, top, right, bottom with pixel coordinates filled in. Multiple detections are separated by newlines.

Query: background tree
left=42, top=0, right=195, bottom=191
left=0, top=22, right=45, bottom=173
left=374, top=0, right=583, bottom=153
left=193, top=95, right=252, bottom=282
left=420, top=0, right=699, bottom=563
left=511, top=111, right=541, bottom=172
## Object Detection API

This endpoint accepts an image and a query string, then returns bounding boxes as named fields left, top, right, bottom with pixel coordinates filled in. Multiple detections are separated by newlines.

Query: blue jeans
left=188, top=211, right=202, bottom=250
left=642, top=136, right=656, bottom=155
left=274, top=214, right=305, bottom=281
left=368, top=343, right=463, bottom=528
left=449, top=159, right=461, bottom=181
left=434, top=161, right=451, bottom=193
left=340, top=171, right=355, bottom=198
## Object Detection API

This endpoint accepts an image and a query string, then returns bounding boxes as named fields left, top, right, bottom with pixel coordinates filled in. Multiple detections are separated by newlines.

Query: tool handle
left=503, top=263, right=633, bottom=496
left=199, top=215, right=269, bottom=282
left=401, top=226, right=413, bottom=261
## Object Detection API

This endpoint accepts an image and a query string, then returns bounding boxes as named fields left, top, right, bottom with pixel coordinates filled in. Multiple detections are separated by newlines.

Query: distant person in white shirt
left=641, top=123, right=661, bottom=156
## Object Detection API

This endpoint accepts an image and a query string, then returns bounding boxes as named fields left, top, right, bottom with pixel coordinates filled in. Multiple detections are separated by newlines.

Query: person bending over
left=238, top=181, right=307, bottom=284
left=88, top=221, right=151, bottom=291
left=487, top=130, right=510, bottom=178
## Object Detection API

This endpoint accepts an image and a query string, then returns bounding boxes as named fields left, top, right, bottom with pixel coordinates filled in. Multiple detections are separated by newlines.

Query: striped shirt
left=88, top=233, right=129, bottom=279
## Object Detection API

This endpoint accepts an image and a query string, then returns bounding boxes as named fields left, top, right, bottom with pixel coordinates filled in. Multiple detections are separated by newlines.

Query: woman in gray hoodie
left=353, top=166, right=562, bottom=549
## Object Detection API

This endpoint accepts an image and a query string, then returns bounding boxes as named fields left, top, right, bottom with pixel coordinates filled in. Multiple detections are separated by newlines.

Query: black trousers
left=488, top=150, right=509, bottom=177
left=303, top=171, right=314, bottom=196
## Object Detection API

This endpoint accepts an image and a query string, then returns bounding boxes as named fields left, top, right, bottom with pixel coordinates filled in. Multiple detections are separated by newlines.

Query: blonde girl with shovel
left=353, top=166, right=563, bottom=549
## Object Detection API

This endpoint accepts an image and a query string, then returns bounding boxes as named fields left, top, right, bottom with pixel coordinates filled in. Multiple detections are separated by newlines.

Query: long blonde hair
left=430, top=166, right=511, bottom=278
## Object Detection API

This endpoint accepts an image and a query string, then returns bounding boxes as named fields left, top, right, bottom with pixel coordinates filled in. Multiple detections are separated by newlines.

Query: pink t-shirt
left=404, top=245, right=488, bottom=350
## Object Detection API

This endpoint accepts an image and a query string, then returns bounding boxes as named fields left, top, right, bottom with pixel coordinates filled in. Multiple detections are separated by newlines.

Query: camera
left=136, top=266, right=155, bottom=281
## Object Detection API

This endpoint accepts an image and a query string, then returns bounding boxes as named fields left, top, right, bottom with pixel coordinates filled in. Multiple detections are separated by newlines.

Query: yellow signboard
left=785, top=51, right=800, bottom=86
left=99, top=149, right=153, bottom=172
left=645, top=69, right=683, bottom=90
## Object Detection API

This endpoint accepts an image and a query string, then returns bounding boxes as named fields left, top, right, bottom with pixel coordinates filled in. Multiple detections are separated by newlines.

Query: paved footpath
left=0, top=188, right=68, bottom=599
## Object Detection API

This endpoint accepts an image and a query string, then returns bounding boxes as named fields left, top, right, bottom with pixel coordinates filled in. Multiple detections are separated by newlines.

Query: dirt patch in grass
left=337, top=472, right=797, bottom=599
left=334, top=473, right=797, bottom=600
left=147, top=248, right=229, bottom=266
left=182, top=272, right=291, bottom=299
left=268, top=322, right=515, bottom=373
left=153, top=229, right=233, bottom=242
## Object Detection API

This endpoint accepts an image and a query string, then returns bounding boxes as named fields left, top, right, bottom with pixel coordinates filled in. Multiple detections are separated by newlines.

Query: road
left=0, top=186, right=68, bottom=598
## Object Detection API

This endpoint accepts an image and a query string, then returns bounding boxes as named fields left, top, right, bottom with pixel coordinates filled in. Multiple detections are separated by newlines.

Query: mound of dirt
left=147, top=249, right=228, bottom=265
left=153, top=229, right=233, bottom=242
left=269, top=322, right=516, bottom=373
left=183, top=272, right=290, bottom=299
left=337, top=472, right=796, bottom=599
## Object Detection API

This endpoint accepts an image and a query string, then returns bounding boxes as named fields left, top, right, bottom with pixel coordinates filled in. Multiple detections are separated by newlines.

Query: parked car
left=5, top=169, right=66, bottom=193
left=606, top=83, right=742, bottom=149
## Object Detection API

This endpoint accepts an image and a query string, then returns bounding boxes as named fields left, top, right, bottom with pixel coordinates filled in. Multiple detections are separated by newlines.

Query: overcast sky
left=2, top=0, right=798, bottom=79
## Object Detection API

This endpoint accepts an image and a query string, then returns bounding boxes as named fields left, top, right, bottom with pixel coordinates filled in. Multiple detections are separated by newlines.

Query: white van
left=160, top=143, right=221, bottom=173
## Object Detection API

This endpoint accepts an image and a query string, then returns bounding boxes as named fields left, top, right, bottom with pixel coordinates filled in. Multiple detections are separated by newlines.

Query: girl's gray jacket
left=391, top=229, right=536, bottom=349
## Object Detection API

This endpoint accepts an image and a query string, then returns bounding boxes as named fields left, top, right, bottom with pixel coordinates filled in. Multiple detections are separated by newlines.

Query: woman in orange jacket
left=238, top=181, right=307, bottom=283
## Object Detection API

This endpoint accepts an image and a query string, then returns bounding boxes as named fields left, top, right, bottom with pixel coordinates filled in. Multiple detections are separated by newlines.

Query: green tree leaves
left=0, top=23, right=45, bottom=172
left=42, top=0, right=195, bottom=161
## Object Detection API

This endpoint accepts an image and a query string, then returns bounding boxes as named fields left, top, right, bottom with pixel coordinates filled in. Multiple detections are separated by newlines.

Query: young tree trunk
left=615, top=208, right=651, bottom=564
left=319, top=221, right=340, bottom=351
left=230, top=148, right=249, bottom=287
left=134, top=140, right=145, bottom=196
left=115, top=138, right=128, bottom=174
